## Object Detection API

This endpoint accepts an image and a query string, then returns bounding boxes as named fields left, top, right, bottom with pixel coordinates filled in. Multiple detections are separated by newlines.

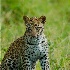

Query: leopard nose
left=31, top=34, right=37, bottom=37
left=31, top=33, right=37, bottom=37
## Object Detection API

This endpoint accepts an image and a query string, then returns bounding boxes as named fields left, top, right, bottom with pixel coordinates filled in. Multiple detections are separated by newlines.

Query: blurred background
left=1, top=0, right=70, bottom=70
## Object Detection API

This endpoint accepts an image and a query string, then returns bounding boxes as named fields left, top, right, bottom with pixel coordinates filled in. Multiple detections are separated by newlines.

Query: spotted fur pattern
left=1, top=16, right=50, bottom=70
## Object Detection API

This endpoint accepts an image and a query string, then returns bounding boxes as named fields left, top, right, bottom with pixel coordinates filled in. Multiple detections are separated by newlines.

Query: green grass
left=1, top=0, right=70, bottom=70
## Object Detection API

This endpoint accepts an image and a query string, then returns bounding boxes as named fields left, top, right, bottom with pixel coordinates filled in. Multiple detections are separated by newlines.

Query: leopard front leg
left=22, top=57, right=32, bottom=70
left=39, top=54, right=50, bottom=70
left=31, top=62, right=36, bottom=70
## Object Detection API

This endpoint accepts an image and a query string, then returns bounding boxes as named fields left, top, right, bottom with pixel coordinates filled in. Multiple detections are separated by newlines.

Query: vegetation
left=1, top=0, right=70, bottom=70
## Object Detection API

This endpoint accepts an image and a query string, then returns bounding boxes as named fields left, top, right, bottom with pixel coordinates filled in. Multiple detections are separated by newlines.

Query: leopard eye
left=34, top=24, right=37, bottom=26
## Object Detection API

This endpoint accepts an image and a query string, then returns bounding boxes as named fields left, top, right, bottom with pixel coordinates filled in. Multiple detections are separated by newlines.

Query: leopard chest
left=24, top=42, right=48, bottom=62
left=23, top=34, right=48, bottom=61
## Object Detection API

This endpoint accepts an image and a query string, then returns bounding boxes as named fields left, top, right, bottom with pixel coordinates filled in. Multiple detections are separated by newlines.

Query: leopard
left=1, top=16, right=50, bottom=70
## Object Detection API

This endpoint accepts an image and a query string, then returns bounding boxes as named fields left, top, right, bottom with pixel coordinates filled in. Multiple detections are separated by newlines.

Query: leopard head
left=23, top=16, right=46, bottom=37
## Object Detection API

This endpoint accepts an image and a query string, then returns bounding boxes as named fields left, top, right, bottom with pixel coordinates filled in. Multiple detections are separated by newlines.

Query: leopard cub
left=1, top=16, right=50, bottom=70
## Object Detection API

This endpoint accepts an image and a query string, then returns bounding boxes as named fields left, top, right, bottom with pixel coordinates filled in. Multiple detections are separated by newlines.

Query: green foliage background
left=1, top=0, right=70, bottom=70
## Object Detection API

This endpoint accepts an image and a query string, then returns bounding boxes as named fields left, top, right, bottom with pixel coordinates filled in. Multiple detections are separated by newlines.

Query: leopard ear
left=39, top=16, right=46, bottom=24
left=23, top=16, right=29, bottom=23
